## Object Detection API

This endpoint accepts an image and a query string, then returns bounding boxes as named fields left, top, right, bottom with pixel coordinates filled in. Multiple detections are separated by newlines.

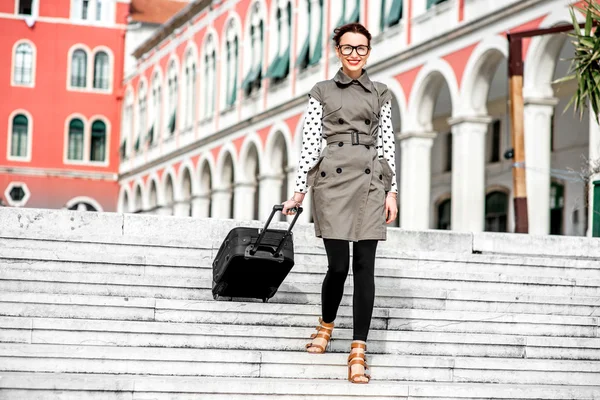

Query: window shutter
left=308, top=2, right=323, bottom=66
left=386, top=0, right=402, bottom=27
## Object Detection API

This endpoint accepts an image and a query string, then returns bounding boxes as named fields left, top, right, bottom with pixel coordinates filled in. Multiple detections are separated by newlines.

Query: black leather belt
left=326, top=131, right=375, bottom=146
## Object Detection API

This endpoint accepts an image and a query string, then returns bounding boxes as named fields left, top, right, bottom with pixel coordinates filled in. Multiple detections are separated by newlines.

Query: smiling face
left=335, top=31, right=370, bottom=74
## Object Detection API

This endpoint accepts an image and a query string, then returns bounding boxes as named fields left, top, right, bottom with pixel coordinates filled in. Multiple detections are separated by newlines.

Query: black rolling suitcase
left=212, top=204, right=303, bottom=302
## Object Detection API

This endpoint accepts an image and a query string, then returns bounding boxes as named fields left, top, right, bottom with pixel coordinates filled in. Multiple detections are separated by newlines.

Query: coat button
left=321, top=171, right=326, bottom=177
left=338, top=118, right=344, bottom=124
left=365, top=145, right=370, bottom=149
left=338, top=142, right=344, bottom=147
left=379, top=174, right=383, bottom=180
left=365, top=168, right=371, bottom=174
left=336, top=168, right=342, bottom=173
left=365, top=119, right=371, bottom=125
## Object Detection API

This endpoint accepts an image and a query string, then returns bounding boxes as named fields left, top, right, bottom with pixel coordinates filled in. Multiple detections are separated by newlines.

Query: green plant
left=558, top=0, right=600, bottom=121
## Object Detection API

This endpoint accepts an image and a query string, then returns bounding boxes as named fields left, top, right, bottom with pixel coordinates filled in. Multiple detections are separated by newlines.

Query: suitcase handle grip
left=249, top=204, right=303, bottom=257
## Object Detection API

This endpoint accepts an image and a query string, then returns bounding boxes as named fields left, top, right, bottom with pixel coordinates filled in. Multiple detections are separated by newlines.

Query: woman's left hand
left=385, top=194, right=398, bottom=224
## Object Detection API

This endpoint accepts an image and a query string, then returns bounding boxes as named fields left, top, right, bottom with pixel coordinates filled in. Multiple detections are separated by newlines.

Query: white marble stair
left=0, top=207, right=599, bottom=399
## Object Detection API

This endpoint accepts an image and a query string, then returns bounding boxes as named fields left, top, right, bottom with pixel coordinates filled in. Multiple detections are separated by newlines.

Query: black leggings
left=321, top=238, right=378, bottom=341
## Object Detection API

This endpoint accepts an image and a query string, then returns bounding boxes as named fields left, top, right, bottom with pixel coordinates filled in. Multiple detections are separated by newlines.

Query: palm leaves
left=558, top=0, right=600, bottom=121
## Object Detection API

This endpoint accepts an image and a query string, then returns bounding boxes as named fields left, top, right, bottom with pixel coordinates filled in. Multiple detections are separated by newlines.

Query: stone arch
left=132, top=182, right=144, bottom=213
left=459, top=35, right=508, bottom=116
left=214, top=145, right=237, bottom=219
left=161, top=167, right=178, bottom=216
left=524, top=10, right=584, bottom=98
left=147, top=176, right=160, bottom=214
left=179, top=163, right=195, bottom=217
left=406, top=58, right=459, bottom=132
left=197, top=156, right=215, bottom=218
left=238, top=134, right=263, bottom=220
left=118, top=185, right=132, bottom=213
left=263, top=127, right=291, bottom=220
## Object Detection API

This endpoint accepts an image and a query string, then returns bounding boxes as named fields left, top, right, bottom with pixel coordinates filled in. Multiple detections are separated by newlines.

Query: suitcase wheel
left=262, top=298, right=268, bottom=303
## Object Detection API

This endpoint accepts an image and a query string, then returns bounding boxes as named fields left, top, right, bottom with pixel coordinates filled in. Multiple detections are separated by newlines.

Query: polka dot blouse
left=294, top=96, right=398, bottom=194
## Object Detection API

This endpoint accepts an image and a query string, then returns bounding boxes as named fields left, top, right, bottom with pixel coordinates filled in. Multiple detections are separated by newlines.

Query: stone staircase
left=0, top=207, right=599, bottom=399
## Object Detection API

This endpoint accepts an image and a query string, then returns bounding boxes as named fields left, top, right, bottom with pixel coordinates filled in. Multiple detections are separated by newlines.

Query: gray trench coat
left=306, top=68, right=394, bottom=242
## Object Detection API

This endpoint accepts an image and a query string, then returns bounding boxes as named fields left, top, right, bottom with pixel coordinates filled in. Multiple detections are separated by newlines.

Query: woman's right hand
left=282, top=199, right=300, bottom=216
left=282, top=193, right=306, bottom=216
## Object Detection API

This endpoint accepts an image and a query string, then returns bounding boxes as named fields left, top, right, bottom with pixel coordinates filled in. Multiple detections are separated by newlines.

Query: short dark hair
left=332, top=23, right=372, bottom=47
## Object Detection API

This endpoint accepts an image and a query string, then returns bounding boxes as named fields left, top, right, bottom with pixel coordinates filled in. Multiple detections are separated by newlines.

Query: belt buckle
left=351, top=131, right=359, bottom=145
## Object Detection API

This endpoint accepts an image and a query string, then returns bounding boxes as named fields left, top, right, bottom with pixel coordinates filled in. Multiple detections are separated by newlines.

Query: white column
left=234, top=183, right=256, bottom=221
left=212, top=188, right=233, bottom=219
left=588, top=111, right=600, bottom=236
left=191, top=196, right=209, bottom=218
left=524, top=97, right=557, bottom=235
left=259, top=174, right=283, bottom=220
left=399, top=132, right=435, bottom=230
left=448, top=116, right=491, bottom=232
left=158, top=206, right=173, bottom=216
left=173, top=201, right=190, bottom=217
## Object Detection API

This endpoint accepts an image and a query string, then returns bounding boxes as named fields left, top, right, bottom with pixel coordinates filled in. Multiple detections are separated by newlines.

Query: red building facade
left=0, top=0, right=129, bottom=211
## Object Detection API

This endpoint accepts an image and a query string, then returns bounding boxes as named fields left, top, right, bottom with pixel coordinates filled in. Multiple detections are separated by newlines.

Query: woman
left=281, top=23, right=398, bottom=384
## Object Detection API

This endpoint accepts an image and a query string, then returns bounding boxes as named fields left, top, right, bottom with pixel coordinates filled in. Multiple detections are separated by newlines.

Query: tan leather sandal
left=305, top=317, right=334, bottom=353
left=347, top=341, right=371, bottom=384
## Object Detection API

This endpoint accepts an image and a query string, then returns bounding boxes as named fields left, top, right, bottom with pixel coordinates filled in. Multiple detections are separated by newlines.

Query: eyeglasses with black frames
left=338, top=44, right=370, bottom=56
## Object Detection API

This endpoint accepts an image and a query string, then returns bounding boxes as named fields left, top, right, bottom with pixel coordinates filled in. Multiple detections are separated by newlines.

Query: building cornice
left=132, top=0, right=212, bottom=59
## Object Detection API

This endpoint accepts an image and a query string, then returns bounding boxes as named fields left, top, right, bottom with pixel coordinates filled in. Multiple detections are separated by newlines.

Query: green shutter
left=168, top=111, right=176, bottom=134
left=334, top=0, right=346, bottom=30
left=68, top=119, right=84, bottom=160
left=228, top=38, right=239, bottom=106
left=348, top=0, right=359, bottom=23
left=134, top=136, right=140, bottom=151
left=120, top=140, right=126, bottom=160
left=242, top=65, right=257, bottom=91
left=593, top=181, right=600, bottom=237
left=296, top=35, right=310, bottom=68
left=427, top=0, right=448, bottom=9
left=380, top=0, right=387, bottom=31
left=265, top=54, right=282, bottom=79
left=386, top=0, right=402, bottom=26
left=308, top=1, right=323, bottom=66
left=11, top=115, right=28, bottom=157
left=90, top=121, right=106, bottom=162
left=266, top=48, right=289, bottom=80
left=147, top=125, right=154, bottom=144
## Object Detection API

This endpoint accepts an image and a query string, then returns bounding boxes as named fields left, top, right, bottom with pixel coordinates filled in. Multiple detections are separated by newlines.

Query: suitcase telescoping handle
left=249, top=204, right=303, bottom=257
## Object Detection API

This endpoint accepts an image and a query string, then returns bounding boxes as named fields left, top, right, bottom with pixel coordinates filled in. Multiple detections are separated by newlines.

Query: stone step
left=5, top=207, right=600, bottom=259
left=2, top=316, right=599, bottom=360
left=2, top=268, right=600, bottom=303
left=2, top=343, right=600, bottom=385
left=4, top=251, right=600, bottom=285
left=3, top=373, right=600, bottom=400
left=3, top=235, right=600, bottom=278
left=2, top=291, right=599, bottom=340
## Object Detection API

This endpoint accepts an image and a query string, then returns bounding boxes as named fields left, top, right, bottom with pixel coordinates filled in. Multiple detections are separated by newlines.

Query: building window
left=71, top=49, right=88, bottom=88
left=17, top=0, right=33, bottom=15
left=297, top=0, right=323, bottom=70
left=167, top=61, right=178, bottom=135
left=150, top=74, right=161, bottom=146
left=380, top=0, right=402, bottom=32
left=68, top=118, right=85, bottom=160
left=90, top=120, right=106, bottom=162
left=242, top=6, right=263, bottom=96
left=184, top=50, right=197, bottom=128
left=93, top=51, right=109, bottom=89
left=136, top=83, right=147, bottom=152
left=202, top=37, right=216, bottom=119
left=487, top=119, right=501, bottom=163
left=444, top=132, right=452, bottom=172
left=72, top=0, right=112, bottom=22
left=121, top=91, right=133, bottom=160
left=485, top=191, right=508, bottom=232
left=4, top=182, right=31, bottom=207
left=224, top=21, right=239, bottom=108
left=10, top=114, right=29, bottom=158
left=13, top=42, right=34, bottom=86
left=265, top=3, right=292, bottom=82
left=550, top=181, right=564, bottom=235
left=437, top=198, right=451, bottom=230
left=336, top=0, right=360, bottom=27
left=427, top=0, right=449, bottom=9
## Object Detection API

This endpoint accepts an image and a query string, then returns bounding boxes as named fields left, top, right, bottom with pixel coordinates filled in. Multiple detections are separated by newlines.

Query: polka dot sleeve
left=295, top=95, right=324, bottom=193
left=377, top=100, right=398, bottom=193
